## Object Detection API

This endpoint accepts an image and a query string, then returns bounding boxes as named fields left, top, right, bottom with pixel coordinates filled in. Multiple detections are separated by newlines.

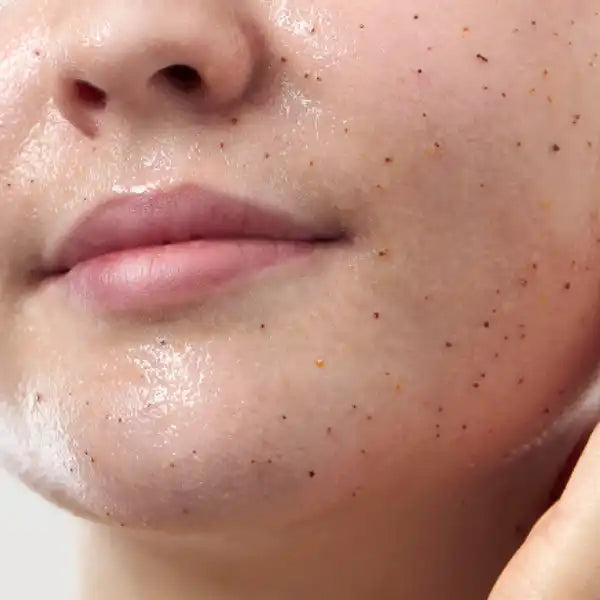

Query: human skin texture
left=0, top=1, right=600, bottom=599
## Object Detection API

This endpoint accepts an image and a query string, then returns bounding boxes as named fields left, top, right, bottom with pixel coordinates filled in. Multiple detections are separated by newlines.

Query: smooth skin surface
left=0, top=1, right=599, bottom=598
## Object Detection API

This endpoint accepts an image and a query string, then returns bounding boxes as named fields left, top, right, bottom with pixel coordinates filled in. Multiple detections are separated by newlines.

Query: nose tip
left=54, top=7, right=260, bottom=135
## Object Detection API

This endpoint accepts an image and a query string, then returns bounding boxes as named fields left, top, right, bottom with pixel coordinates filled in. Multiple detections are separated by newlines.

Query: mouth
left=39, top=184, right=346, bottom=312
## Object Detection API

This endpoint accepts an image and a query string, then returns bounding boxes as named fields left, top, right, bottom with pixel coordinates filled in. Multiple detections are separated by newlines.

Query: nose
left=53, top=2, right=261, bottom=135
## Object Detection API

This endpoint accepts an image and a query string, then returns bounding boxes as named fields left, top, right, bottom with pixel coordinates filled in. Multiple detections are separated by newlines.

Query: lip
left=41, top=184, right=345, bottom=312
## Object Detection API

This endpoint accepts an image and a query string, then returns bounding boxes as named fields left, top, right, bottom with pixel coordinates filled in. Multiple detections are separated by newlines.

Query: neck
left=77, top=469, right=532, bottom=600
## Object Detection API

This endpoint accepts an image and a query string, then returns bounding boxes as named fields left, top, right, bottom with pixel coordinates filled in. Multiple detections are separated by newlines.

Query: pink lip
left=42, top=185, right=344, bottom=312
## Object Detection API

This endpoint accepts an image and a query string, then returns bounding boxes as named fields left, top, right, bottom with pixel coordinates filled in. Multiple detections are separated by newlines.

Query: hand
left=488, top=422, right=600, bottom=600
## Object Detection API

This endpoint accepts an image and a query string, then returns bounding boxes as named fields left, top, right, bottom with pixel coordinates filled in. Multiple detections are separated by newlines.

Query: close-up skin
left=1, top=1, right=600, bottom=599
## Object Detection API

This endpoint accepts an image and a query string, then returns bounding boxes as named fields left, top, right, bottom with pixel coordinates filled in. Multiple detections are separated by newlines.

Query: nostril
left=156, top=64, right=202, bottom=93
left=74, top=80, right=108, bottom=109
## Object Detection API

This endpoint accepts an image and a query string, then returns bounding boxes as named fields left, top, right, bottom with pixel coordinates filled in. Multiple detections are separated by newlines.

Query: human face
left=1, top=0, right=599, bottom=544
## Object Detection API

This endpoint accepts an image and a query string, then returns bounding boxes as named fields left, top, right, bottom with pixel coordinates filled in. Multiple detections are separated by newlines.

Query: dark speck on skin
left=309, top=470, right=316, bottom=478
left=551, top=143, right=561, bottom=152
left=564, top=282, right=572, bottom=290
left=476, top=53, right=489, bottom=62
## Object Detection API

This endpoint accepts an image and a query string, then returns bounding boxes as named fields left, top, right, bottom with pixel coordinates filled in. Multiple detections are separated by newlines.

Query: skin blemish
left=327, top=427, right=332, bottom=434
left=361, top=449, right=367, bottom=455
left=518, top=377, right=525, bottom=385
left=281, top=415, right=287, bottom=420
left=169, top=462, right=176, bottom=468
left=260, top=323, right=266, bottom=329
left=551, top=143, right=561, bottom=152
left=572, top=114, right=581, bottom=125
left=413, top=14, right=419, bottom=20
left=384, top=157, right=393, bottom=164
left=231, top=117, right=238, bottom=125
left=280, top=56, right=287, bottom=63
left=472, top=382, right=480, bottom=389
left=378, top=248, right=389, bottom=257
left=445, top=341, right=453, bottom=348
left=529, top=88, right=537, bottom=95
left=438, top=406, right=444, bottom=413
left=373, top=312, right=380, bottom=319
left=359, top=23, right=365, bottom=29
left=463, top=26, right=470, bottom=33
left=564, top=282, right=571, bottom=290
left=483, top=321, right=490, bottom=328
left=309, top=160, right=314, bottom=167
left=182, top=508, right=190, bottom=515
left=504, top=335, right=510, bottom=341
left=494, top=352, right=500, bottom=358
left=366, top=415, right=373, bottom=421
left=315, top=359, right=325, bottom=368
left=219, top=142, right=225, bottom=149
left=309, top=470, right=316, bottom=478
left=518, top=278, right=528, bottom=287
left=417, top=68, right=423, bottom=74
left=304, top=72, right=310, bottom=79
left=316, top=76, right=322, bottom=82
left=476, top=53, right=489, bottom=63
left=352, top=404, right=358, bottom=409
left=462, top=424, right=468, bottom=430
left=395, top=382, right=402, bottom=393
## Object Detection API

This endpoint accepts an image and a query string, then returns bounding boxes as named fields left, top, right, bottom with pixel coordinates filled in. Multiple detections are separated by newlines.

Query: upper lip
left=43, top=184, right=345, bottom=275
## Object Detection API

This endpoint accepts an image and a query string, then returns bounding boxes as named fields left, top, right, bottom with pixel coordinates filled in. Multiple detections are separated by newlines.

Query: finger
left=488, top=422, right=600, bottom=600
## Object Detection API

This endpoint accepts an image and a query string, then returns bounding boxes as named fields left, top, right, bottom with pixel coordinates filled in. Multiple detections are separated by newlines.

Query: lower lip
left=51, top=239, right=315, bottom=312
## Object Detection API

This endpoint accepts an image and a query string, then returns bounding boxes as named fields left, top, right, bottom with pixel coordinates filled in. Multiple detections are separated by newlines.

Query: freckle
left=551, top=143, right=561, bottom=152
left=480, top=372, right=486, bottom=379
left=231, top=117, right=238, bottom=125
left=182, top=508, right=190, bottom=515
left=494, top=352, right=500, bottom=358
left=462, top=424, right=468, bottom=430
left=309, top=470, right=316, bottom=478
left=513, top=28, right=520, bottom=33
left=105, top=511, right=111, bottom=517
left=463, top=26, right=470, bottom=33
left=384, top=157, right=393, bottom=164
left=90, top=457, right=95, bottom=463
left=120, top=523, right=125, bottom=528
left=413, top=14, right=419, bottom=19
left=35, top=392, right=42, bottom=403
left=519, top=278, right=528, bottom=287
left=587, top=141, right=593, bottom=148
left=547, top=95, right=553, bottom=104
left=268, top=459, right=273, bottom=464
left=504, top=335, right=509, bottom=341
left=260, top=323, right=266, bottom=329
left=309, top=160, right=314, bottom=167
left=251, top=459, right=256, bottom=464
left=352, top=404, right=358, bottom=409
left=564, top=282, right=571, bottom=290
left=438, top=406, right=444, bottom=413
left=529, top=88, right=537, bottom=95
left=422, top=112, right=427, bottom=118
left=531, top=20, right=536, bottom=26
left=316, top=76, right=322, bottom=82
left=315, top=359, right=325, bottom=368
left=483, top=321, right=490, bottom=328
left=378, top=248, right=389, bottom=257
left=436, top=433, right=441, bottom=439
left=219, top=142, right=225, bottom=149
left=518, top=377, right=525, bottom=385
left=264, top=153, right=270, bottom=159
left=366, top=415, right=373, bottom=420
left=34, top=49, right=41, bottom=57
left=395, top=382, right=402, bottom=393
left=304, top=72, right=310, bottom=79
left=472, top=382, right=480, bottom=389
left=417, top=68, right=423, bottom=74
left=84, top=450, right=88, bottom=456
left=327, top=427, right=332, bottom=434
left=280, top=56, right=287, bottom=63
left=543, top=68, right=549, bottom=77
left=281, top=415, right=287, bottom=420
left=359, top=23, right=365, bottom=29
left=492, top=308, right=497, bottom=314
left=476, top=53, right=489, bottom=63
left=572, top=114, right=581, bottom=125
left=496, top=289, right=501, bottom=295
left=501, top=92, right=507, bottom=98
left=361, top=449, right=367, bottom=455
left=445, top=341, right=453, bottom=348
left=373, top=312, right=380, bottom=319
left=480, top=183, right=485, bottom=189
left=427, top=46, right=433, bottom=51
left=516, top=141, right=522, bottom=148
left=482, top=85, right=489, bottom=91
left=344, top=127, right=349, bottom=133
